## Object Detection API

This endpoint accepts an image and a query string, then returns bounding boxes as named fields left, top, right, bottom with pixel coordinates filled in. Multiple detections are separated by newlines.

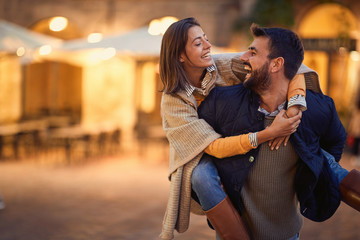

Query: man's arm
left=319, top=97, right=347, bottom=161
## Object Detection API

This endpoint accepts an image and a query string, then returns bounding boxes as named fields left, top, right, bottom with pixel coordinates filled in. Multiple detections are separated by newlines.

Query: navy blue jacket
left=198, top=84, right=347, bottom=222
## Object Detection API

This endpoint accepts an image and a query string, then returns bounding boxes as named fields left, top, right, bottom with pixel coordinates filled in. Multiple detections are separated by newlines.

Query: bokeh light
left=100, top=47, right=116, bottom=60
left=87, top=33, right=103, bottom=43
left=38, top=45, right=52, bottom=55
left=49, top=17, right=68, bottom=32
left=16, top=47, right=25, bottom=57
left=148, top=16, right=178, bottom=35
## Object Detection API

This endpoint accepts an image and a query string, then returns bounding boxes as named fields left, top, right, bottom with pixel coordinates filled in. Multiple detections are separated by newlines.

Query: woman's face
left=180, top=26, right=213, bottom=72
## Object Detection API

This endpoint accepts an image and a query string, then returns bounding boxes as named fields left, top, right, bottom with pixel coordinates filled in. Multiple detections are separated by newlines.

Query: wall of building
left=293, top=0, right=360, bottom=118
left=0, top=0, right=243, bottom=46
left=24, top=61, right=82, bottom=120
left=1, top=0, right=360, bottom=128
left=0, top=54, right=22, bottom=124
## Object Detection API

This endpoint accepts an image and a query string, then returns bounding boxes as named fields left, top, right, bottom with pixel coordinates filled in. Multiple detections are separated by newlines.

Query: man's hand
left=268, top=136, right=289, bottom=150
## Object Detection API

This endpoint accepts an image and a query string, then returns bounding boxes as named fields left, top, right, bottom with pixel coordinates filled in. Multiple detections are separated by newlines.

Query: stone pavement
left=0, top=152, right=359, bottom=240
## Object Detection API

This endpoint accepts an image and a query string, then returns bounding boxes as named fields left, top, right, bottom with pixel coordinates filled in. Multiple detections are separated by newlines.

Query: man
left=198, top=24, right=360, bottom=239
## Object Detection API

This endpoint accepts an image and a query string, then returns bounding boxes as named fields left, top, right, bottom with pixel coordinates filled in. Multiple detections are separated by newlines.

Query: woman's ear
left=179, top=53, right=185, bottom=63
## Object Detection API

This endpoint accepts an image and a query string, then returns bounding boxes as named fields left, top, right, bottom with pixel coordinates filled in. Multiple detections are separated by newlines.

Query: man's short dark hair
left=250, top=23, right=304, bottom=80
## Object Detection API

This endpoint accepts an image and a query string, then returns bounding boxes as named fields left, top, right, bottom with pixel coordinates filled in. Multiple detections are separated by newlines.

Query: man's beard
left=243, top=61, right=271, bottom=93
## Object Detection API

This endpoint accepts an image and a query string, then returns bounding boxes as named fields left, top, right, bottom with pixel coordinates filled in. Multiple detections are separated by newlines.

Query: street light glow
left=49, top=17, right=68, bottom=32
left=16, top=47, right=25, bottom=57
left=100, top=47, right=116, bottom=60
left=39, top=45, right=52, bottom=55
left=88, top=33, right=103, bottom=43
left=350, top=51, right=360, bottom=61
left=148, top=16, right=178, bottom=35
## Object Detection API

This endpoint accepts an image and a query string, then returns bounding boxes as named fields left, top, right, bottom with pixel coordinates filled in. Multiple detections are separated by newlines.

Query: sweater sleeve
left=287, top=74, right=307, bottom=111
left=288, top=74, right=306, bottom=100
left=319, top=97, right=347, bottom=161
left=204, top=133, right=256, bottom=158
left=161, top=93, right=221, bottom=173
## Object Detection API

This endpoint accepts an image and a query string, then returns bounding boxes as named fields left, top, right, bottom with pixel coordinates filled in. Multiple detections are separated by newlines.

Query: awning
left=0, top=20, right=62, bottom=52
left=62, top=27, right=163, bottom=57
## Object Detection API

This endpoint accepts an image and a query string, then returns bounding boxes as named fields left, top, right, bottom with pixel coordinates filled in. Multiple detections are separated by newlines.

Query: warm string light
left=16, top=47, right=25, bottom=57
left=100, top=48, right=116, bottom=60
left=350, top=51, right=360, bottom=61
left=39, top=45, right=52, bottom=55
left=87, top=33, right=103, bottom=43
left=148, top=16, right=178, bottom=36
left=49, top=17, right=68, bottom=32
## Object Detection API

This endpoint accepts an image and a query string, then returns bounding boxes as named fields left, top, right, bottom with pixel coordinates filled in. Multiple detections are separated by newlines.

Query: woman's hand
left=268, top=109, right=301, bottom=150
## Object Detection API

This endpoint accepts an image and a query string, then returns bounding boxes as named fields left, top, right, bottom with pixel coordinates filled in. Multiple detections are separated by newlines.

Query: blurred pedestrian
left=0, top=191, right=5, bottom=210
left=348, top=98, right=360, bottom=166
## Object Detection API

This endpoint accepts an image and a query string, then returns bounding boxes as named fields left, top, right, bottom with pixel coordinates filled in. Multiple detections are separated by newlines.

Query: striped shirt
left=184, top=65, right=216, bottom=97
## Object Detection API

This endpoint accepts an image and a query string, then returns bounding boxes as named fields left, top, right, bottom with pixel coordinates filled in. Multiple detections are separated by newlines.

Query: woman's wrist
left=257, top=127, right=275, bottom=145
left=249, top=132, right=258, bottom=148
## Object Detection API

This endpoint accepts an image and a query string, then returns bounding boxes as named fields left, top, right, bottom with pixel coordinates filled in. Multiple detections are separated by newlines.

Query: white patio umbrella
left=0, top=19, right=62, bottom=62
left=53, top=26, right=225, bottom=66
left=62, top=27, right=163, bottom=57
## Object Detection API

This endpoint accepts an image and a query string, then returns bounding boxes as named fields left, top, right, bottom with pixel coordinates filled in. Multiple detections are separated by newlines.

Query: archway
left=298, top=3, right=359, bottom=116
left=30, top=17, right=82, bottom=40
left=23, top=17, right=83, bottom=120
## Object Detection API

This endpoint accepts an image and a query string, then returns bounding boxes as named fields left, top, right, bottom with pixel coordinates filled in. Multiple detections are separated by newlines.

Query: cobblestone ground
left=0, top=151, right=359, bottom=240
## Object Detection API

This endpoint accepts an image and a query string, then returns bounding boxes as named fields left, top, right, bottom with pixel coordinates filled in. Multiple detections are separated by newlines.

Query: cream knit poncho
left=159, top=53, right=320, bottom=239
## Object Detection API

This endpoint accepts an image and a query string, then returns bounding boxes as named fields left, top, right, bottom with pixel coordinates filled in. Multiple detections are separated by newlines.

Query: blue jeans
left=191, top=157, right=226, bottom=211
left=321, top=149, right=349, bottom=184
left=287, top=233, right=300, bottom=240
left=191, top=150, right=347, bottom=211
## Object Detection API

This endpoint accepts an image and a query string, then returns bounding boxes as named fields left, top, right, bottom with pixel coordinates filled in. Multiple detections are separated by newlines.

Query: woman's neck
left=186, top=68, right=207, bottom=88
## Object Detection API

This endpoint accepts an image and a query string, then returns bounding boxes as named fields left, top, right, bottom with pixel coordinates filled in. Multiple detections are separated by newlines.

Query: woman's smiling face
left=180, top=26, right=213, bottom=72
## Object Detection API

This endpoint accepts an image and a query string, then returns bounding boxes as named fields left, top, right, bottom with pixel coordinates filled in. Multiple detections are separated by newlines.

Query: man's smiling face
left=240, top=36, right=272, bottom=92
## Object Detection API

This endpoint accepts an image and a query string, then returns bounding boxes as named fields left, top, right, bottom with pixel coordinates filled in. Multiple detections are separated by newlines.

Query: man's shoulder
left=306, top=89, right=333, bottom=104
left=304, top=90, right=336, bottom=120
left=209, top=84, right=247, bottom=99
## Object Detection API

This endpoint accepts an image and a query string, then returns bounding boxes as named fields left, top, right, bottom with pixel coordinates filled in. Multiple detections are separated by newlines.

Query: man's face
left=244, top=61, right=271, bottom=92
left=240, top=36, right=272, bottom=92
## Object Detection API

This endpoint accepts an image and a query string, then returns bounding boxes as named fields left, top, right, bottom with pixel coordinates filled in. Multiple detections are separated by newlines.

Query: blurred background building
left=0, top=0, right=359, bottom=162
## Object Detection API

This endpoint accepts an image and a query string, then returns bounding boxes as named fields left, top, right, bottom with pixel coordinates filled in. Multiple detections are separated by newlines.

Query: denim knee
left=191, top=158, right=220, bottom=193
left=321, top=149, right=349, bottom=183
left=191, top=157, right=226, bottom=210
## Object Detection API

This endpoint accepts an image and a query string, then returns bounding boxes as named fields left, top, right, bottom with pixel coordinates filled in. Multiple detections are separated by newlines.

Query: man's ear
left=271, top=57, right=284, bottom=72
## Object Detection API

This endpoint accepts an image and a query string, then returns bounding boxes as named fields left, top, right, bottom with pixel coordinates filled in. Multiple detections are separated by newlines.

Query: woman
left=159, top=18, right=311, bottom=240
